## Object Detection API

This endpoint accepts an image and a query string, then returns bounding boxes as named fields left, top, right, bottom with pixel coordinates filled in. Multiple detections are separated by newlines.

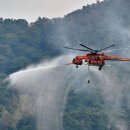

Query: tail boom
left=103, top=55, right=130, bottom=61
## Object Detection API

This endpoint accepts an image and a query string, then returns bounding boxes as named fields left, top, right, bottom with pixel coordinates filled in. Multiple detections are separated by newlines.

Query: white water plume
left=6, top=54, right=91, bottom=130
left=6, top=55, right=72, bottom=130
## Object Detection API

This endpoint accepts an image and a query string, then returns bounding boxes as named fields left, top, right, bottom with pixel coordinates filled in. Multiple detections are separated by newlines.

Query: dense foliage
left=0, top=0, right=130, bottom=129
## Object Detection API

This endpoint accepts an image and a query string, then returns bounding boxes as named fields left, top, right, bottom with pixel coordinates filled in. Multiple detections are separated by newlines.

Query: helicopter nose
left=72, top=58, right=76, bottom=64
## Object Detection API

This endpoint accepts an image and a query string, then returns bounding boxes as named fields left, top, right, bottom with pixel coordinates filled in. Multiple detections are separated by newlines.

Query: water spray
left=6, top=55, right=77, bottom=130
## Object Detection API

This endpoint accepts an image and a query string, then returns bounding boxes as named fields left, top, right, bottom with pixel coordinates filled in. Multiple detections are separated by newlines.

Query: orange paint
left=72, top=53, right=130, bottom=68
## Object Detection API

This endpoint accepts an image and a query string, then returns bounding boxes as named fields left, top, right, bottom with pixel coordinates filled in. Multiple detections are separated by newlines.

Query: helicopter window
left=75, top=57, right=78, bottom=60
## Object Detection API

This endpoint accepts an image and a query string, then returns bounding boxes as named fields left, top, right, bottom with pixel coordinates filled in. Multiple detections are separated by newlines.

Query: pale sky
left=0, top=0, right=100, bottom=22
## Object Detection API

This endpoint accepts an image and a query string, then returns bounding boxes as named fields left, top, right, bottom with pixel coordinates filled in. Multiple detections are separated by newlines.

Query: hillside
left=0, top=0, right=130, bottom=130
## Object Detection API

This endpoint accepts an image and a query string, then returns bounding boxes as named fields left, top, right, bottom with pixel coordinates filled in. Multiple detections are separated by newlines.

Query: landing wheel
left=98, top=66, right=102, bottom=71
left=88, top=80, right=90, bottom=83
left=76, top=65, right=78, bottom=68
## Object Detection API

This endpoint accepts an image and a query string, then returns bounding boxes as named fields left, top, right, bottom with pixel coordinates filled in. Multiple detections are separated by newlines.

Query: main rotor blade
left=63, top=47, right=90, bottom=52
left=102, top=46, right=130, bottom=53
left=99, top=44, right=116, bottom=51
left=79, top=44, right=94, bottom=51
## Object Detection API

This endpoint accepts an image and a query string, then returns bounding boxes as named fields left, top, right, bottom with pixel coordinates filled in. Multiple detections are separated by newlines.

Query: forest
left=0, top=0, right=130, bottom=129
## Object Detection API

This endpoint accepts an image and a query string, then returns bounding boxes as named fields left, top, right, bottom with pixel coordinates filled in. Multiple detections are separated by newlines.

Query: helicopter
left=64, top=44, right=130, bottom=83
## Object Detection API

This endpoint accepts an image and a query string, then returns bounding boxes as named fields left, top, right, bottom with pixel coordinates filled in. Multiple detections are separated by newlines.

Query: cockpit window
left=76, top=57, right=78, bottom=60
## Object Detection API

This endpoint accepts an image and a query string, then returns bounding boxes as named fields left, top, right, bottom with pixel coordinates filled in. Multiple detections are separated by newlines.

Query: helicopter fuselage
left=64, top=43, right=130, bottom=70
left=72, top=53, right=130, bottom=70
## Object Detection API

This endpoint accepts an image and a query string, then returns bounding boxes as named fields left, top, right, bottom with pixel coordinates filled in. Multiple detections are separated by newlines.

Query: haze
left=0, top=0, right=99, bottom=22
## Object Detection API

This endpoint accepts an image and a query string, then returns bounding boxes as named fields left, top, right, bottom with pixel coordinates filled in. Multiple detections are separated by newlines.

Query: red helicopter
left=64, top=44, right=130, bottom=83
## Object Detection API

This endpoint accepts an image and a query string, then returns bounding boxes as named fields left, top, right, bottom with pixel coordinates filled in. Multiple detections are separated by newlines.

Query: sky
left=0, top=0, right=100, bottom=22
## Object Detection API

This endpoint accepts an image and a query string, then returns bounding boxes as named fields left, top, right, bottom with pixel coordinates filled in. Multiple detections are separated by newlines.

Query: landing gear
left=88, top=80, right=90, bottom=83
left=98, top=66, right=103, bottom=71
left=76, top=65, right=78, bottom=68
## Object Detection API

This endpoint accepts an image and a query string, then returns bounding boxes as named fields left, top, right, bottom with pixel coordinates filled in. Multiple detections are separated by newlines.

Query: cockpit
left=72, top=57, right=82, bottom=65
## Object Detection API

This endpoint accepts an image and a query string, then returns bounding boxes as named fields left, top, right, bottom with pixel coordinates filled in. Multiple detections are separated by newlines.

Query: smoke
left=91, top=67, right=129, bottom=130
left=103, top=1, right=130, bottom=129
